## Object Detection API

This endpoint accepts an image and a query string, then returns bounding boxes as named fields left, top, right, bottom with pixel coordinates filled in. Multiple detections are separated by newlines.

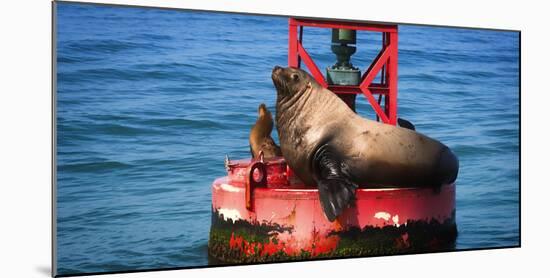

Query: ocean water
left=54, top=3, right=520, bottom=275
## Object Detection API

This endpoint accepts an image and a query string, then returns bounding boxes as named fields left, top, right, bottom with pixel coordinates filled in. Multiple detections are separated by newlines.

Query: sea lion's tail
left=312, top=144, right=358, bottom=222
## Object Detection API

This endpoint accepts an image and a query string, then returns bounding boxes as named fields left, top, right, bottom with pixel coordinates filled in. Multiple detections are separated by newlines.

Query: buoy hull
left=209, top=160, right=457, bottom=263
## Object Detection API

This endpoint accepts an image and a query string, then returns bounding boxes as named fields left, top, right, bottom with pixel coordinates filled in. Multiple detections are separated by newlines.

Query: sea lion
left=271, top=66, right=459, bottom=222
left=249, top=103, right=282, bottom=159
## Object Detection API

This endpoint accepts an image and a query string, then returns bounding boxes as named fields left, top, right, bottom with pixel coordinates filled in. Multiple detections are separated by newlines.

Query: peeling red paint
left=226, top=228, right=339, bottom=257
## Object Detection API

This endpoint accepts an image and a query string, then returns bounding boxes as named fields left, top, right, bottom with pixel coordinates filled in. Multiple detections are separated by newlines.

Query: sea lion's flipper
left=312, top=144, right=358, bottom=222
left=398, top=117, right=416, bottom=131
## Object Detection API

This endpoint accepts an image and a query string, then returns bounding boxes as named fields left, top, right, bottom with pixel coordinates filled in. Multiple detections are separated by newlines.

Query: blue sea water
left=55, top=2, right=520, bottom=275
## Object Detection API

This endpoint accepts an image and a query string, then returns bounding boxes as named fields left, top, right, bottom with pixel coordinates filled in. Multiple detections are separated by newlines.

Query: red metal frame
left=288, top=18, right=399, bottom=125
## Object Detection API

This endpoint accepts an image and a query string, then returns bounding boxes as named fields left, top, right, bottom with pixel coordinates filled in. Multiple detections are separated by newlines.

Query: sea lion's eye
left=291, top=73, right=299, bottom=81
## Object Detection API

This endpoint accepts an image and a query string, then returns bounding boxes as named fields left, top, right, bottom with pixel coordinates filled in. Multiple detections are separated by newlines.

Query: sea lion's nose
left=272, top=66, right=283, bottom=74
left=436, top=147, right=459, bottom=185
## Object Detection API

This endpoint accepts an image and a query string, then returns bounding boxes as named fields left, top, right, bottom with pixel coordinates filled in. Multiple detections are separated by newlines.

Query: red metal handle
left=245, top=159, right=267, bottom=211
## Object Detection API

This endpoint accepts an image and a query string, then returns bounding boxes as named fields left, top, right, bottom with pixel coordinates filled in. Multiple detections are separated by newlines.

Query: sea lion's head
left=271, top=66, right=313, bottom=98
left=258, top=103, right=269, bottom=118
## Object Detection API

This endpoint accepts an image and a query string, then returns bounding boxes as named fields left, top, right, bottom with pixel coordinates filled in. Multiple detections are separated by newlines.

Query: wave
left=61, top=39, right=159, bottom=54
left=58, top=161, right=131, bottom=173
left=129, top=187, right=180, bottom=196
left=452, top=144, right=504, bottom=156
left=138, top=118, right=224, bottom=129
left=400, top=73, right=471, bottom=85
left=131, top=62, right=201, bottom=71
left=94, top=123, right=157, bottom=136
left=127, top=33, right=173, bottom=41
left=59, top=67, right=205, bottom=83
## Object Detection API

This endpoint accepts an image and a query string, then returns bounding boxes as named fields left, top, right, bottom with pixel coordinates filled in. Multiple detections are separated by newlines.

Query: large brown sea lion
left=249, top=103, right=282, bottom=159
left=271, top=66, right=459, bottom=222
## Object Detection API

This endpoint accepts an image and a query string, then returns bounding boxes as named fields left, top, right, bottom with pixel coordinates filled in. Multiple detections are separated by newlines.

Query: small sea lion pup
left=271, top=66, right=459, bottom=222
left=249, top=103, right=282, bottom=159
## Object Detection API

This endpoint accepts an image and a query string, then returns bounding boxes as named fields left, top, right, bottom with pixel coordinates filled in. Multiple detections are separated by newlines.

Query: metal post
left=388, top=30, right=398, bottom=125
left=288, top=19, right=298, bottom=67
